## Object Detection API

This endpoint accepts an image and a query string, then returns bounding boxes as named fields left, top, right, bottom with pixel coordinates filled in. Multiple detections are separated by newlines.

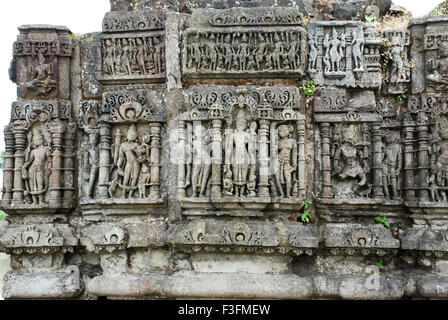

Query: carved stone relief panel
left=1, top=101, right=76, bottom=213
left=182, top=8, right=307, bottom=79
left=382, top=30, right=411, bottom=95
left=80, top=89, right=166, bottom=214
left=307, top=21, right=382, bottom=88
left=177, top=85, right=306, bottom=214
left=410, top=16, right=448, bottom=94
left=11, top=25, right=73, bottom=100
left=314, top=88, right=385, bottom=202
left=97, top=32, right=166, bottom=83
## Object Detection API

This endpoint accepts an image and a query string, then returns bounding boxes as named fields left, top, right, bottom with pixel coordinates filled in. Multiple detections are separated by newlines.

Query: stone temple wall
left=1, top=0, right=448, bottom=299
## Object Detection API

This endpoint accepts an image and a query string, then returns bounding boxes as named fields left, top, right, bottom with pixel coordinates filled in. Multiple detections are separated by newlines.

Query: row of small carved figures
left=102, top=37, right=165, bottom=76
left=186, top=31, right=303, bottom=71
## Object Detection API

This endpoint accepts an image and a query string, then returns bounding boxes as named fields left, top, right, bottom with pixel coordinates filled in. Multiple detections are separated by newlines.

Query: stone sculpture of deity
left=26, top=51, right=57, bottom=96
left=331, top=125, right=368, bottom=197
left=323, top=28, right=346, bottom=76
left=351, top=31, right=364, bottom=72
left=308, top=32, right=318, bottom=73
left=224, top=110, right=256, bottom=197
left=387, top=36, right=406, bottom=83
left=82, top=130, right=100, bottom=199
left=274, top=125, right=298, bottom=198
left=381, top=131, right=402, bottom=200
left=191, top=128, right=212, bottom=197
left=427, top=41, right=448, bottom=91
left=22, top=129, right=51, bottom=204
left=430, top=115, right=448, bottom=202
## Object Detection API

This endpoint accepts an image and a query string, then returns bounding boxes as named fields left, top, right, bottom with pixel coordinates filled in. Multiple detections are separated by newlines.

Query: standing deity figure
left=222, top=34, right=234, bottom=70
left=287, top=33, right=299, bottom=70
left=271, top=33, right=283, bottom=70
left=308, top=33, right=318, bottom=73
left=135, top=38, right=147, bottom=75
left=323, top=28, right=346, bottom=74
left=351, top=31, right=364, bottom=72
left=387, top=36, right=406, bottom=82
left=120, top=38, right=132, bottom=75
left=238, top=33, right=250, bottom=71
left=103, top=39, right=115, bottom=75
left=333, top=125, right=368, bottom=197
left=26, top=51, right=57, bottom=96
left=153, top=37, right=164, bottom=75
left=109, top=125, right=141, bottom=198
left=205, top=33, right=219, bottom=71
left=191, top=128, right=212, bottom=197
left=427, top=41, right=448, bottom=90
left=224, top=110, right=255, bottom=197
left=275, top=125, right=298, bottom=198
left=254, top=33, right=267, bottom=71
left=381, top=132, right=402, bottom=200
left=431, top=116, right=448, bottom=202
left=22, top=129, right=51, bottom=204
left=83, top=130, right=100, bottom=199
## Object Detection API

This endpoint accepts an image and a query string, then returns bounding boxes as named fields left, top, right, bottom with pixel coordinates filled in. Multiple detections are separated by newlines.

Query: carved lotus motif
left=351, top=229, right=372, bottom=247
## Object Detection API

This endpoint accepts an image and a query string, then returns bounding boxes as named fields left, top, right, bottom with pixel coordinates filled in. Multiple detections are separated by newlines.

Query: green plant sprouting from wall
left=375, top=216, right=390, bottom=228
left=300, top=79, right=316, bottom=97
left=301, top=194, right=316, bottom=223
left=365, top=15, right=377, bottom=25
left=397, top=93, right=407, bottom=102
left=377, top=260, right=384, bottom=270
left=0, top=211, right=7, bottom=221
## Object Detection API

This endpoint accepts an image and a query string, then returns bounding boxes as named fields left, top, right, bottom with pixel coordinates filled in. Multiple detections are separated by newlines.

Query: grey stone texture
left=2, top=0, right=448, bottom=300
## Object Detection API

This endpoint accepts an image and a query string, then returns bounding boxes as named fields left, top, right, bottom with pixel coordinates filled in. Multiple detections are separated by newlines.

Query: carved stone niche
left=80, top=89, right=166, bottom=218
left=177, top=85, right=307, bottom=216
left=1, top=101, right=76, bottom=214
left=405, top=94, right=448, bottom=223
left=11, top=25, right=73, bottom=100
left=167, top=220, right=318, bottom=256
left=382, top=30, right=411, bottom=95
left=322, top=224, right=400, bottom=257
left=409, top=16, right=448, bottom=94
left=314, top=87, right=400, bottom=219
left=182, top=8, right=307, bottom=79
left=307, top=21, right=382, bottom=88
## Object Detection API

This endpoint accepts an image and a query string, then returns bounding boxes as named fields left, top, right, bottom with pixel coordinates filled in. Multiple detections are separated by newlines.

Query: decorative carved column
left=416, top=112, right=430, bottom=202
left=320, top=123, right=333, bottom=198
left=177, top=120, right=187, bottom=198
left=403, top=118, right=416, bottom=203
left=47, top=120, right=66, bottom=207
left=2, top=125, right=15, bottom=204
left=12, top=121, right=27, bottom=204
left=98, top=122, right=112, bottom=199
left=210, top=119, right=223, bottom=198
left=63, top=123, right=76, bottom=207
left=297, top=118, right=306, bottom=199
left=258, top=119, right=270, bottom=198
left=149, top=122, right=162, bottom=199
left=371, top=122, right=384, bottom=199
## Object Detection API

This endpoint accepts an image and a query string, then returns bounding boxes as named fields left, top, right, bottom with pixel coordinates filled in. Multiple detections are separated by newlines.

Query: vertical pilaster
left=98, top=122, right=111, bottom=199
left=297, top=118, right=306, bottom=199
left=149, top=122, right=162, bottom=199
left=320, top=122, right=333, bottom=198
left=258, top=119, right=270, bottom=198
left=62, top=123, right=76, bottom=206
left=12, top=122, right=27, bottom=204
left=372, top=122, right=384, bottom=199
left=47, top=120, right=66, bottom=207
left=177, top=120, right=187, bottom=198
left=403, top=119, right=416, bottom=203
left=416, top=112, right=430, bottom=202
left=211, top=119, right=223, bottom=198
left=2, top=125, right=15, bottom=204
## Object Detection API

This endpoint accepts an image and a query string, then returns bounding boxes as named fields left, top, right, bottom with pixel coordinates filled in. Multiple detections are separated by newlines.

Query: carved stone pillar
left=211, top=119, right=223, bottom=198
left=47, top=120, right=66, bottom=207
left=416, top=112, right=430, bottom=202
left=149, top=122, right=162, bottom=199
left=3, top=125, right=15, bottom=204
left=98, top=122, right=112, bottom=199
left=371, top=122, right=384, bottom=199
left=320, top=123, right=333, bottom=198
left=297, top=119, right=306, bottom=199
left=12, top=122, right=27, bottom=204
left=63, top=123, right=76, bottom=207
left=177, top=120, right=187, bottom=198
left=403, top=119, right=416, bottom=203
left=258, top=119, right=270, bottom=198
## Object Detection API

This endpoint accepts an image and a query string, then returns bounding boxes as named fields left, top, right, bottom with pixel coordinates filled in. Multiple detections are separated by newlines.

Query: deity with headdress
left=427, top=41, right=448, bottom=90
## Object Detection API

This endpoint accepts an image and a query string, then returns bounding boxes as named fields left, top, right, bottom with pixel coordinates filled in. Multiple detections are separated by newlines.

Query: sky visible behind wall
left=0, top=0, right=443, bottom=151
